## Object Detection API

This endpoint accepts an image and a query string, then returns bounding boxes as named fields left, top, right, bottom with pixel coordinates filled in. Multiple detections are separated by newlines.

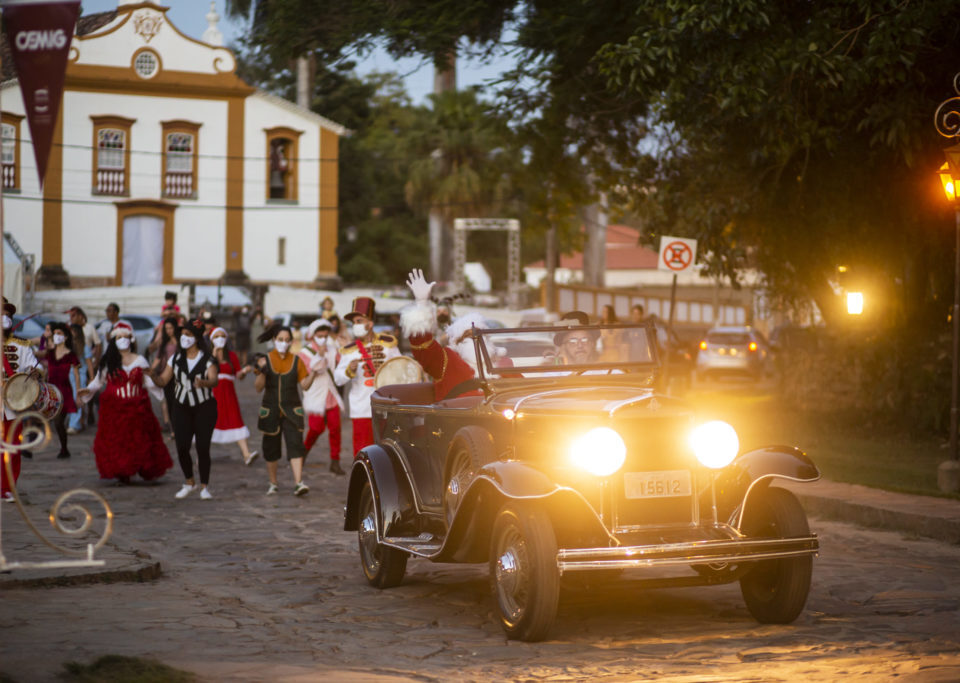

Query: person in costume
left=1, top=298, right=40, bottom=501
left=45, top=322, right=80, bottom=459
left=333, top=297, right=401, bottom=456
left=253, top=325, right=319, bottom=496
left=79, top=321, right=173, bottom=483
left=209, top=327, right=258, bottom=466
left=298, top=318, right=344, bottom=474
left=151, top=320, right=219, bottom=500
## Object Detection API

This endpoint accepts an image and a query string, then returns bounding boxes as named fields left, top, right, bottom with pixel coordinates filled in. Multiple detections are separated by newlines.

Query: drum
left=4, top=372, right=64, bottom=420
left=374, top=356, right=426, bottom=389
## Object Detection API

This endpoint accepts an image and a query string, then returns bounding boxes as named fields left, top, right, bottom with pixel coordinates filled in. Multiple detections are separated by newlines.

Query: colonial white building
left=1, top=0, right=345, bottom=289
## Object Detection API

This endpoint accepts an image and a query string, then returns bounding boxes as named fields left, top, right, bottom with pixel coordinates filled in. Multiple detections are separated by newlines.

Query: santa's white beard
left=455, top=338, right=480, bottom=375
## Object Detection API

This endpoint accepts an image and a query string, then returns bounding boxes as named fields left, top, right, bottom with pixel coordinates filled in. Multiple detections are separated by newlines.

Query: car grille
left=612, top=416, right=698, bottom=530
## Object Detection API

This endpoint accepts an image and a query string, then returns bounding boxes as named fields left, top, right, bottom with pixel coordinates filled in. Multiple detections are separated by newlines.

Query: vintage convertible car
left=344, top=322, right=820, bottom=641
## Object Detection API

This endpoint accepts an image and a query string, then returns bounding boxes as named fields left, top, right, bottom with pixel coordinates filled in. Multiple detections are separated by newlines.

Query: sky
left=79, top=0, right=515, bottom=104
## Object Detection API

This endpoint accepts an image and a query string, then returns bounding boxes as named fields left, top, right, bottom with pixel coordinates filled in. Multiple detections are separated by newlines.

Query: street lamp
left=846, top=292, right=864, bottom=315
left=934, top=78, right=960, bottom=491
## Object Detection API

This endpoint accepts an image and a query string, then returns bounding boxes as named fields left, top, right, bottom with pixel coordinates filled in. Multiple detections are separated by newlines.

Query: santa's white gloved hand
left=406, top=268, right=435, bottom=303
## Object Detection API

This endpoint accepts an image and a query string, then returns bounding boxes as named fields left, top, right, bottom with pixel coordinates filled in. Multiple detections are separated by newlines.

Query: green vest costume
left=258, top=354, right=305, bottom=435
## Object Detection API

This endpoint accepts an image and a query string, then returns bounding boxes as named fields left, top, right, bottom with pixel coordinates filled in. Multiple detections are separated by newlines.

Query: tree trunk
left=583, top=194, right=607, bottom=288
left=545, top=224, right=557, bottom=313
left=432, top=49, right=457, bottom=282
left=296, top=55, right=313, bottom=109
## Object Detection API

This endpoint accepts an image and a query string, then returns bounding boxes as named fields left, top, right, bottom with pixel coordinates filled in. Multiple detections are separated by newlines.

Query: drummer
left=1, top=297, right=41, bottom=501
left=333, top=297, right=400, bottom=457
left=298, top=319, right=344, bottom=475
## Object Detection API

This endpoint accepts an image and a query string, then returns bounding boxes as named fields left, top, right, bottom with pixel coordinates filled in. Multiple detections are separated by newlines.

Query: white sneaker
left=2, top=491, right=14, bottom=503
left=175, top=484, right=196, bottom=499
left=200, top=488, right=213, bottom=500
left=266, top=482, right=279, bottom=496
left=244, top=451, right=260, bottom=466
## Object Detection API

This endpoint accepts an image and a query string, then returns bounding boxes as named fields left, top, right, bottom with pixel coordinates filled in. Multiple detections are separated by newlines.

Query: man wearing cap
left=299, top=318, right=345, bottom=474
left=333, top=297, right=400, bottom=456
left=543, top=311, right=621, bottom=376
left=1, top=297, right=41, bottom=501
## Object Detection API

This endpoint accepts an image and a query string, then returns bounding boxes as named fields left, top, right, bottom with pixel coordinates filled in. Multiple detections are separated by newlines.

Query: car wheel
left=357, top=479, right=408, bottom=589
left=738, top=486, right=812, bottom=623
left=489, top=502, right=559, bottom=642
left=443, top=427, right=495, bottom=528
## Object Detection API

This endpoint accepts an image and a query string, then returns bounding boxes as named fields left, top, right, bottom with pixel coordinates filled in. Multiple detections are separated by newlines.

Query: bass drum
left=4, top=372, right=40, bottom=412
left=374, top=356, right=426, bottom=389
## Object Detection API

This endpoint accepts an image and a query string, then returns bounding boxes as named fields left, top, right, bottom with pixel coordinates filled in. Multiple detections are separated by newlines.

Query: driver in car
left=543, top=311, right=622, bottom=376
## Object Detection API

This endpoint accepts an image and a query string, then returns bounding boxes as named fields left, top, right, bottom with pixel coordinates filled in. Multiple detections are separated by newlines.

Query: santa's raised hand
left=406, top=268, right=435, bottom=303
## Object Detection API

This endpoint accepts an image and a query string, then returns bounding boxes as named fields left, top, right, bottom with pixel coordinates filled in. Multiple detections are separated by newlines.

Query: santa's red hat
left=110, top=320, right=134, bottom=338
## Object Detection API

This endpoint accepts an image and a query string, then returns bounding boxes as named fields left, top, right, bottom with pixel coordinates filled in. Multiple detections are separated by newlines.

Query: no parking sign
left=657, top=236, right=698, bottom=273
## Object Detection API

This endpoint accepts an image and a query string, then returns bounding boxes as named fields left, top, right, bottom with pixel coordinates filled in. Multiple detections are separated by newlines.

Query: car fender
left=433, top=460, right=614, bottom=563
left=713, top=445, right=820, bottom=530
left=343, top=444, right=418, bottom=538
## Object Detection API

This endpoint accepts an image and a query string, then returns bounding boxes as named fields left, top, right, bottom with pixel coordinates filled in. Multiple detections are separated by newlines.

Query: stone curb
left=791, top=491, right=960, bottom=546
left=0, top=555, right=162, bottom=590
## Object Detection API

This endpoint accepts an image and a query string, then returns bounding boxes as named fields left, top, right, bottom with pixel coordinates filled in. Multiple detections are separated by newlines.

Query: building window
left=265, top=127, right=302, bottom=202
left=161, top=120, right=200, bottom=199
left=0, top=113, right=22, bottom=191
left=133, top=49, right=160, bottom=79
left=91, top=115, right=135, bottom=196
left=278, top=237, right=286, bottom=265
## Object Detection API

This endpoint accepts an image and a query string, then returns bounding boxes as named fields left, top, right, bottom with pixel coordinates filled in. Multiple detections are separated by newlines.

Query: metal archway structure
left=453, top=218, right=521, bottom=309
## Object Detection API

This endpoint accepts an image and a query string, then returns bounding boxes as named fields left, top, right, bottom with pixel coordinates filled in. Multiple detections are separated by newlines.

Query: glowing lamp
left=846, top=292, right=864, bottom=315
left=699, top=340, right=707, bottom=351
left=689, top=421, right=739, bottom=469
left=940, top=162, right=957, bottom=202
left=748, top=341, right=758, bottom=352
left=569, top=427, right=627, bottom=477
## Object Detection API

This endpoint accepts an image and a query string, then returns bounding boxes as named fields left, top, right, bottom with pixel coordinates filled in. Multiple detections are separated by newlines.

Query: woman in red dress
left=209, top=327, right=258, bottom=465
left=78, top=321, right=173, bottom=482
left=45, top=322, right=80, bottom=459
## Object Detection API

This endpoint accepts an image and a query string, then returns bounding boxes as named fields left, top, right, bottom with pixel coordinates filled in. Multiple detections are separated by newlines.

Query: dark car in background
left=344, top=322, right=820, bottom=641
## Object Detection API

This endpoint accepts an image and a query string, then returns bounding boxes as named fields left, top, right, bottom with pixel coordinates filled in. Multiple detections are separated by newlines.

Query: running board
left=382, top=535, right=442, bottom=557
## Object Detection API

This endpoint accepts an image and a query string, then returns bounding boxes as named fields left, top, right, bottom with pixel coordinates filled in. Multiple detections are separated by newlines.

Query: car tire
left=443, top=426, right=495, bottom=528
left=489, top=502, right=559, bottom=642
left=738, top=486, right=812, bottom=624
left=357, top=478, right=408, bottom=589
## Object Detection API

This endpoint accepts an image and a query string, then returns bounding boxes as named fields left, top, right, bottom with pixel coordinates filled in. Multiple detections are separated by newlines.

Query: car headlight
left=569, top=427, right=627, bottom=477
left=689, top=420, right=739, bottom=469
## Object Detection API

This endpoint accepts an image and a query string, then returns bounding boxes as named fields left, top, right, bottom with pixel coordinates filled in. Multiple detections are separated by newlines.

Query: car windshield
left=475, top=323, right=659, bottom=377
left=707, top=332, right=751, bottom=345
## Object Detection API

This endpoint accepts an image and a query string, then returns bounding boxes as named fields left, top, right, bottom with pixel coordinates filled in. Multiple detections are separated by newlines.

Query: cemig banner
left=1, top=0, right=81, bottom=187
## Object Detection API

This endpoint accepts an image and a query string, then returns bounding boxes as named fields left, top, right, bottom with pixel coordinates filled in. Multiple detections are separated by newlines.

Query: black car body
left=344, top=322, right=819, bottom=641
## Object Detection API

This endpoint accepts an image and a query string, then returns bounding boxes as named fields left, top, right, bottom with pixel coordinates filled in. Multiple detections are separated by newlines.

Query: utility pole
left=429, top=49, right=456, bottom=282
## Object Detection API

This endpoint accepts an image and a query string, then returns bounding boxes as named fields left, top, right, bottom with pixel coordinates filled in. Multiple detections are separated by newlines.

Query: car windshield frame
left=472, top=322, right=661, bottom=382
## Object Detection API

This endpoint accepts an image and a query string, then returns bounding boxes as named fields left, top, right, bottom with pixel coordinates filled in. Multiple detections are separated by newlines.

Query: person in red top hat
left=333, top=296, right=400, bottom=456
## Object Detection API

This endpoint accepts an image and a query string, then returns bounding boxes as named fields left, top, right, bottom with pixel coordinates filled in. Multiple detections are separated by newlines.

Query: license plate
left=623, top=470, right=692, bottom=499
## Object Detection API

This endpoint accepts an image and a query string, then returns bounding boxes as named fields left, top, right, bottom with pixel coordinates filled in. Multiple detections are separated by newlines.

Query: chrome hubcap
left=359, top=502, right=380, bottom=574
left=494, top=528, right=527, bottom=623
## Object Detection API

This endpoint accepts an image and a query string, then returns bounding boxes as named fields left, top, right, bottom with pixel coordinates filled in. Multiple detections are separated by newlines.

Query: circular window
left=133, top=50, right=159, bottom=79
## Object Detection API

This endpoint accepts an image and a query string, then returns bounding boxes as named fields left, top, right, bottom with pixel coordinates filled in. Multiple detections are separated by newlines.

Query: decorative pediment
left=131, top=9, right=163, bottom=44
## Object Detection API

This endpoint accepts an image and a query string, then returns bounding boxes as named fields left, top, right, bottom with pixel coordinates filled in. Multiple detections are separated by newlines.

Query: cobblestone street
left=2, top=381, right=959, bottom=681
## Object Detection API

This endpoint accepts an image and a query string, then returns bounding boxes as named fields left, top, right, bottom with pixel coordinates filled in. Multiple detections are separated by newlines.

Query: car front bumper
left=556, top=534, right=819, bottom=573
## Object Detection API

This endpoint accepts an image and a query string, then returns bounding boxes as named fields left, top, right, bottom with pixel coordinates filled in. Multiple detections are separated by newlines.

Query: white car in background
left=695, top=326, right=771, bottom=382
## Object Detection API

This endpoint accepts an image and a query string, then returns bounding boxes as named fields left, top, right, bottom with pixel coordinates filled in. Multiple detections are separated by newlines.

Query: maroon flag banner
left=1, top=0, right=81, bottom=187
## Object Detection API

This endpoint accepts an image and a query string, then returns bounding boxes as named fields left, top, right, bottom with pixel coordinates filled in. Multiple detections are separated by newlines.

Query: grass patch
left=686, top=387, right=960, bottom=500
left=62, top=656, right=196, bottom=683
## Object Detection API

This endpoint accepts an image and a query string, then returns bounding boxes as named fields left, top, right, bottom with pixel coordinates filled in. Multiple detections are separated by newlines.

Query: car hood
left=490, top=385, right=687, bottom=418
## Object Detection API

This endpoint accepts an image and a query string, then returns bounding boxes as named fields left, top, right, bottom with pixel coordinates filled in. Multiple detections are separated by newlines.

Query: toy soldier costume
left=333, top=297, right=400, bottom=456
left=1, top=297, right=40, bottom=500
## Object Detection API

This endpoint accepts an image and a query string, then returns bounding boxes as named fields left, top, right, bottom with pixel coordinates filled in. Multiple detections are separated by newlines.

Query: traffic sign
left=657, top=236, right=698, bottom=273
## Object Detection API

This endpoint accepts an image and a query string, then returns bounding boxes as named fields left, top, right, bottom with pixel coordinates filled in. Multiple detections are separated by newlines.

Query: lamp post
left=934, top=75, right=960, bottom=490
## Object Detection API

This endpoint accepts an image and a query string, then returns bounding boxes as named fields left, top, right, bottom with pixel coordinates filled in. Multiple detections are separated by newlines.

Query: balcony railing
left=164, top=172, right=194, bottom=198
left=2, top=164, right=15, bottom=189
left=95, top=168, right=126, bottom=195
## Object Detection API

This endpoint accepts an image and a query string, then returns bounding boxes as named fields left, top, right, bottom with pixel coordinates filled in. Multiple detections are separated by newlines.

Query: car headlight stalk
left=689, top=420, right=739, bottom=469
left=569, top=427, right=627, bottom=477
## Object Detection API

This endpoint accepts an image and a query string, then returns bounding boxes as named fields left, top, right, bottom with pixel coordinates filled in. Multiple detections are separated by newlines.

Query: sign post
left=657, top=235, right=698, bottom=329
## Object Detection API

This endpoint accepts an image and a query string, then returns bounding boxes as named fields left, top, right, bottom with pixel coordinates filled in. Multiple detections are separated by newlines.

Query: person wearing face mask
left=45, top=323, right=80, bottom=459
left=253, top=325, right=319, bottom=495
left=1, top=297, right=41, bottom=501
left=400, top=269, right=491, bottom=402
left=298, top=318, right=344, bottom=474
left=150, top=320, right=219, bottom=500
left=78, top=321, right=172, bottom=483
left=333, top=297, right=401, bottom=456
left=209, top=327, right=258, bottom=466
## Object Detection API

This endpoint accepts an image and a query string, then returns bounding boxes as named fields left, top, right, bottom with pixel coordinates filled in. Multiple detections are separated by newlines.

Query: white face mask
left=1, top=315, right=11, bottom=329
left=180, top=335, right=196, bottom=349
left=52, top=333, right=66, bottom=346
left=115, top=337, right=131, bottom=351
left=352, top=322, right=369, bottom=339
left=274, top=340, right=290, bottom=353
left=212, top=337, right=227, bottom=349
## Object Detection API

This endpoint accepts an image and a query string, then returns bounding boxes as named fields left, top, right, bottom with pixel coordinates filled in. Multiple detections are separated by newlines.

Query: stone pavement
left=1, top=380, right=959, bottom=681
